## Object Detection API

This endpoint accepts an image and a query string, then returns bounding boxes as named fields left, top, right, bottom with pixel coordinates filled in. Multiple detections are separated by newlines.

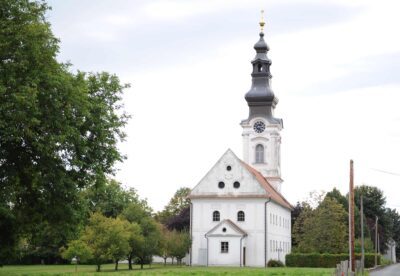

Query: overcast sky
left=46, top=0, right=400, bottom=212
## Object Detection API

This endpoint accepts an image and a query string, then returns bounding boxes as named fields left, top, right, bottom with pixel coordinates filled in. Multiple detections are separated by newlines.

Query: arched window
left=237, top=211, right=245, bottom=222
left=255, top=144, right=264, bottom=163
left=212, top=211, right=220, bottom=222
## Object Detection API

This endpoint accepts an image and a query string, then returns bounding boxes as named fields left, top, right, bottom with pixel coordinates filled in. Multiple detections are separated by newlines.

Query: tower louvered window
left=255, top=144, right=264, bottom=163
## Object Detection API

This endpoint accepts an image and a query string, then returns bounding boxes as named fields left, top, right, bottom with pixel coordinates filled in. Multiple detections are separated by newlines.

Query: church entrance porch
left=205, top=219, right=247, bottom=266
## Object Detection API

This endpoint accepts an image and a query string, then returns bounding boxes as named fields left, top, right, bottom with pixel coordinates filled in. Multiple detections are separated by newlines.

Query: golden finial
left=259, top=9, right=265, bottom=32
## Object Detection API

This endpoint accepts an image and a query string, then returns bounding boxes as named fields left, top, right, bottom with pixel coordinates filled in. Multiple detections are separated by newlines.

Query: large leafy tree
left=166, top=206, right=190, bottom=231
left=83, top=179, right=139, bottom=218
left=383, top=208, right=400, bottom=258
left=354, top=185, right=389, bottom=253
left=156, top=187, right=191, bottom=225
left=133, top=218, right=161, bottom=269
left=169, top=230, right=191, bottom=265
left=0, top=0, right=128, bottom=262
left=0, top=206, right=17, bottom=265
left=158, top=226, right=173, bottom=266
left=292, top=202, right=312, bottom=251
left=294, top=198, right=347, bottom=253
left=79, top=213, right=131, bottom=272
left=60, top=239, right=92, bottom=271
left=121, top=202, right=159, bottom=270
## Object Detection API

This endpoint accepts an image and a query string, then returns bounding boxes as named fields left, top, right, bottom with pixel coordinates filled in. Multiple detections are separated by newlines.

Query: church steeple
left=244, top=13, right=278, bottom=121
left=241, top=13, right=283, bottom=192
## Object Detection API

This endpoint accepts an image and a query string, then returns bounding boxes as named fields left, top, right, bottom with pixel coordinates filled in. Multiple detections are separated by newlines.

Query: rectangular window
left=221, top=242, right=229, bottom=253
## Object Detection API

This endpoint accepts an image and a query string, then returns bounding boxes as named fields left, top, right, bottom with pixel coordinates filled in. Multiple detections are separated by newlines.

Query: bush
left=267, top=259, right=284, bottom=267
left=286, top=253, right=380, bottom=268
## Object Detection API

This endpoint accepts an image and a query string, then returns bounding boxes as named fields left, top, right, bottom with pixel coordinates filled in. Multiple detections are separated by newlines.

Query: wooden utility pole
left=360, top=195, right=365, bottom=274
left=375, top=217, right=378, bottom=266
left=349, top=160, right=355, bottom=272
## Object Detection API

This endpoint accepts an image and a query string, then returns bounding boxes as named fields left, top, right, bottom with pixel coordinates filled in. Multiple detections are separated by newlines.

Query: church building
left=188, top=17, right=293, bottom=267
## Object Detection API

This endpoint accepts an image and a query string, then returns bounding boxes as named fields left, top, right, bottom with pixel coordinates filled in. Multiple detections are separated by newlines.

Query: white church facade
left=188, top=18, right=293, bottom=267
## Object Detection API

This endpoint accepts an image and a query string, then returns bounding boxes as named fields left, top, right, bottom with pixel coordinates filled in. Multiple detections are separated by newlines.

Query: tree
left=384, top=208, right=400, bottom=258
left=121, top=200, right=152, bottom=225
left=294, top=198, right=347, bottom=253
left=169, top=230, right=191, bottom=265
left=325, top=188, right=348, bottom=210
left=355, top=185, right=389, bottom=253
left=166, top=206, right=190, bottom=231
left=0, top=0, right=129, bottom=263
left=158, top=227, right=173, bottom=266
left=156, top=187, right=191, bottom=225
left=0, top=206, right=17, bottom=265
left=60, top=239, right=92, bottom=263
left=292, top=202, right=312, bottom=251
left=132, top=218, right=161, bottom=269
left=120, top=200, right=154, bottom=270
left=291, top=202, right=307, bottom=248
left=80, top=213, right=130, bottom=272
left=109, top=218, right=132, bottom=271
left=60, top=239, right=92, bottom=272
left=125, top=221, right=143, bottom=270
left=83, top=179, right=139, bottom=218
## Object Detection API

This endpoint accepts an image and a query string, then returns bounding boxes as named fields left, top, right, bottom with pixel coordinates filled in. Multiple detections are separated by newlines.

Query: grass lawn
left=0, top=263, right=335, bottom=275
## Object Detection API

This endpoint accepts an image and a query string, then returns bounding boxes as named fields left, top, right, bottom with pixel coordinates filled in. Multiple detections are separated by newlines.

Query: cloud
left=300, top=52, right=400, bottom=94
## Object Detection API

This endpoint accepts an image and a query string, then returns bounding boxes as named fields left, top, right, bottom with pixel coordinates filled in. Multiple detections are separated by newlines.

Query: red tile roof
left=241, top=161, right=293, bottom=210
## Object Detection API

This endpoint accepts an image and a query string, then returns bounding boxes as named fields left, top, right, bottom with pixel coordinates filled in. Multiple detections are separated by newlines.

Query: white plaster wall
left=208, top=236, right=241, bottom=266
left=266, top=201, right=292, bottom=264
left=191, top=198, right=267, bottom=267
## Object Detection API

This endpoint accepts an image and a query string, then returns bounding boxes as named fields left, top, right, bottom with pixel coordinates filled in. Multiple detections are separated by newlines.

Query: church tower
left=241, top=13, right=283, bottom=192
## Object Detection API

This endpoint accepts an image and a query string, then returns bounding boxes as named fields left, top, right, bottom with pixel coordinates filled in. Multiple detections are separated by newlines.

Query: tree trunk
left=172, top=257, right=174, bottom=265
left=164, top=257, right=167, bottom=266
left=140, top=259, right=144, bottom=269
left=115, top=259, right=119, bottom=271
left=128, top=256, right=133, bottom=270
left=96, top=264, right=101, bottom=272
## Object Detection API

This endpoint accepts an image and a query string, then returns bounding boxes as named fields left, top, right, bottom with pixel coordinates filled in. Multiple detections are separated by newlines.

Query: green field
left=0, top=264, right=335, bottom=275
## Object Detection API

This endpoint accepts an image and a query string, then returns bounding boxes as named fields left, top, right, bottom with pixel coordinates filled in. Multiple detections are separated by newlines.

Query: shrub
left=286, top=253, right=380, bottom=268
left=267, top=259, right=284, bottom=267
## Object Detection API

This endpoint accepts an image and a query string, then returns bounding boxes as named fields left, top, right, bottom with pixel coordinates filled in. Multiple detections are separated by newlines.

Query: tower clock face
left=253, top=121, right=266, bottom=133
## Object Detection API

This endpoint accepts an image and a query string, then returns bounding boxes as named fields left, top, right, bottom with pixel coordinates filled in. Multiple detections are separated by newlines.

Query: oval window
left=218, top=181, right=225, bottom=189
left=233, top=181, right=240, bottom=188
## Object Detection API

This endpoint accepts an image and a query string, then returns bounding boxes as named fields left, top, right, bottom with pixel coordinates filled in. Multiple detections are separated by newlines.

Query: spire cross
left=259, top=9, right=265, bottom=32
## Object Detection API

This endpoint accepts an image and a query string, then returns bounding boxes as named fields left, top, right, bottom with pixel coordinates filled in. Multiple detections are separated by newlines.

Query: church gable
left=206, top=219, right=247, bottom=237
left=189, top=149, right=268, bottom=198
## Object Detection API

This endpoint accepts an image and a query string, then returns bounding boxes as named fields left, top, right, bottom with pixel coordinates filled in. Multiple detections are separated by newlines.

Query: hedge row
left=285, top=253, right=380, bottom=268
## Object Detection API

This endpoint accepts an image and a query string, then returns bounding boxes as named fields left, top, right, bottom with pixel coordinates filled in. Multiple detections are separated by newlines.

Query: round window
left=233, top=181, right=240, bottom=189
left=226, top=165, right=232, bottom=171
left=222, top=227, right=227, bottom=233
left=218, top=181, right=225, bottom=189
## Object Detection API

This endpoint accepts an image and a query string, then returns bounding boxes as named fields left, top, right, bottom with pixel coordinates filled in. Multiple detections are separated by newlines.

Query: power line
left=369, top=168, right=400, bottom=177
